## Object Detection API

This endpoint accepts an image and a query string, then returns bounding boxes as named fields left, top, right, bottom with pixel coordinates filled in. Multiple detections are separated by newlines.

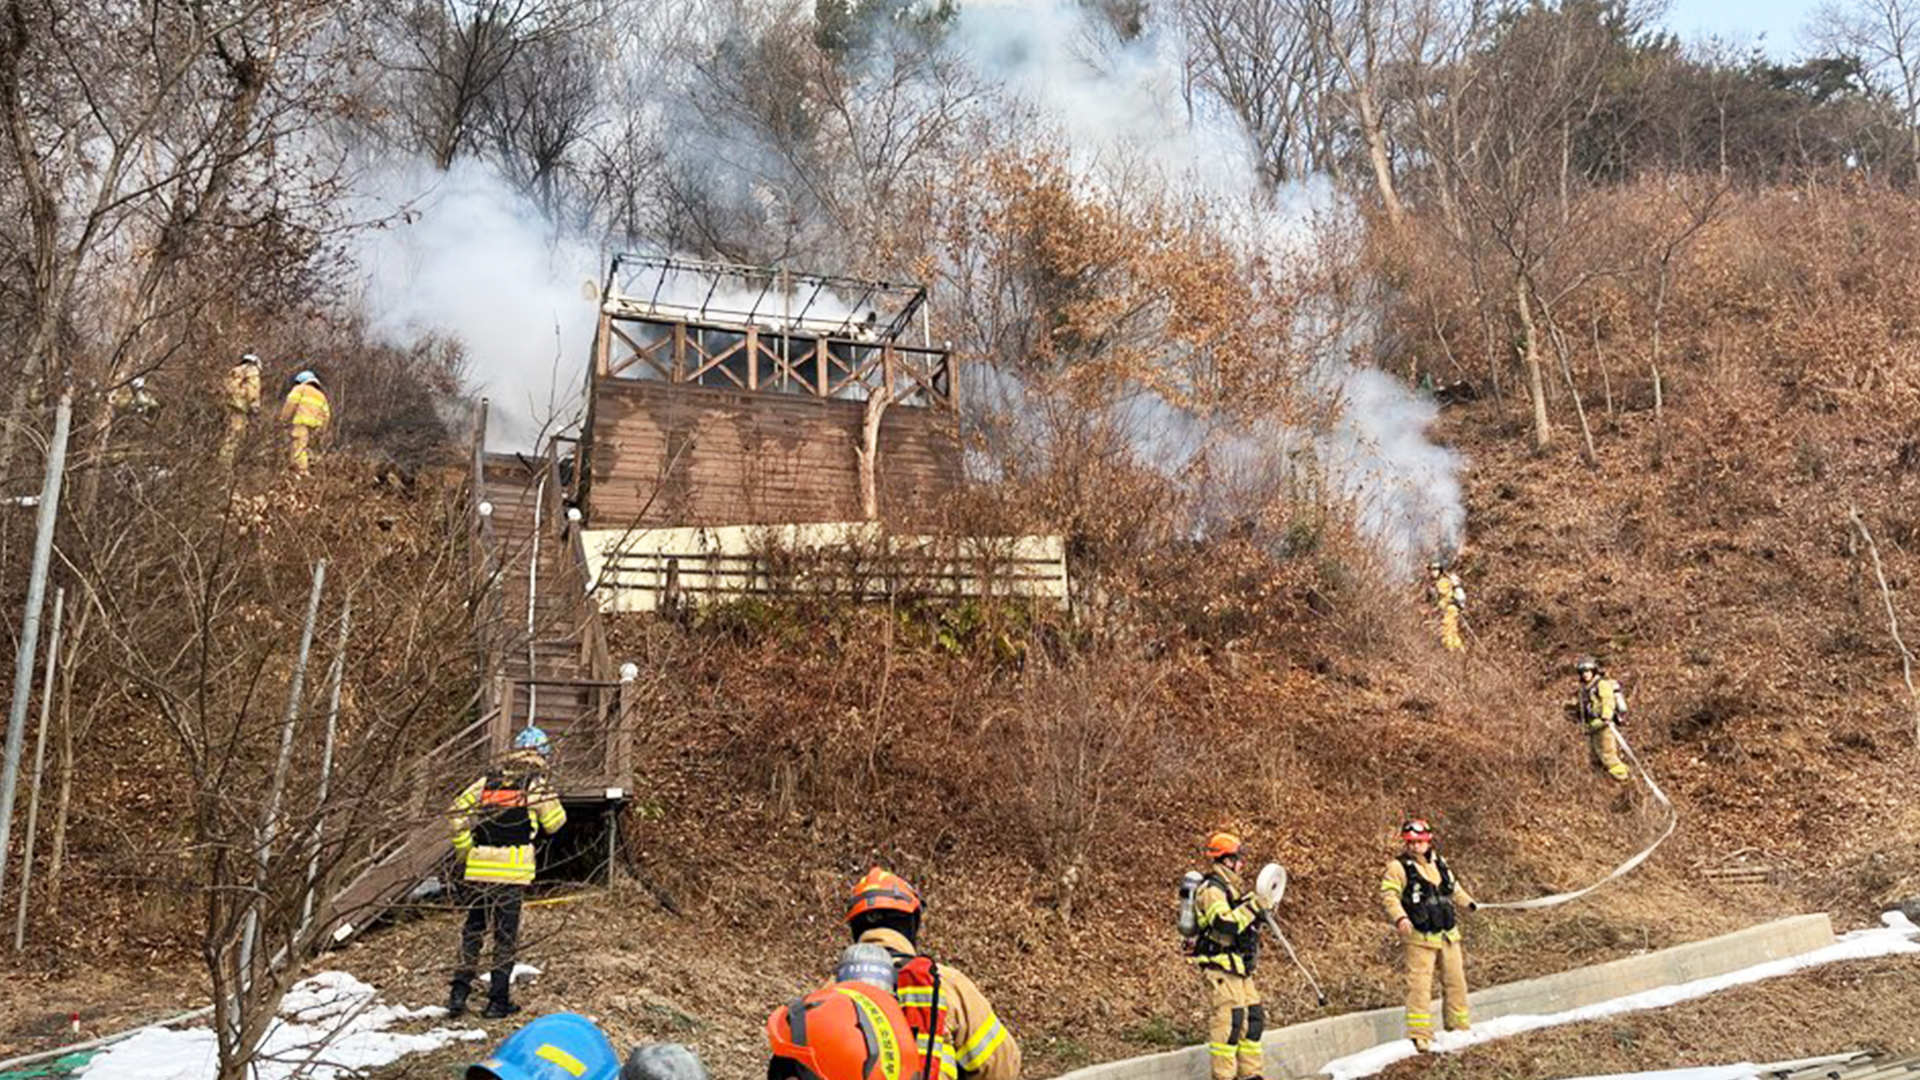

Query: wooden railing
left=597, top=313, right=953, bottom=409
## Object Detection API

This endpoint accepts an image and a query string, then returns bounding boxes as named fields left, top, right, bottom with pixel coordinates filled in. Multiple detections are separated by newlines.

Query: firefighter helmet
left=1575, top=656, right=1600, bottom=675
left=845, top=868, right=922, bottom=923
left=1401, top=819, right=1434, bottom=843
left=767, top=983, right=924, bottom=1080
left=1205, top=832, right=1244, bottom=860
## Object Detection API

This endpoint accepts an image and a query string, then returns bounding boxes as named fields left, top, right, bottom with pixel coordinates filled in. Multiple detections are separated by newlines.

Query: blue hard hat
left=293, top=369, right=318, bottom=384
left=468, top=1013, right=621, bottom=1080
left=514, top=725, right=552, bottom=756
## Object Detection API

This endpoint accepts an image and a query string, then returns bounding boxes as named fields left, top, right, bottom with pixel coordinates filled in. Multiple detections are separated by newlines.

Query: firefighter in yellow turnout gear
left=279, top=369, right=332, bottom=475
left=448, top=726, right=566, bottom=1020
left=1379, top=819, right=1478, bottom=1053
left=1573, top=656, right=1631, bottom=783
left=222, top=352, right=262, bottom=461
left=1426, top=561, right=1466, bottom=652
left=1191, top=833, right=1268, bottom=1080
left=841, top=868, right=1020, bottom=1080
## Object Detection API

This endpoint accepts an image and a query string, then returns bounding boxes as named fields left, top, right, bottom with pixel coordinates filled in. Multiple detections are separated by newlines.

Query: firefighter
left=448, top=726, right=567, bottom=1019
left=1573, top=656, right=1631, bottom=783
left=1191, top=833, right=1267, bottom=1080
left=222, top=352, right=262, bottom=461
left=1426, top=561, right=1466, bottom=652
left=770, top=978, right=927, bottom=1080
left=109, top=376, right=162, bottom=424
left=1379, top=819, right=1478, bottom=1053
left=843, top=868, right=1020, bottom=1080
left=279, top=369, right=332, bottom=475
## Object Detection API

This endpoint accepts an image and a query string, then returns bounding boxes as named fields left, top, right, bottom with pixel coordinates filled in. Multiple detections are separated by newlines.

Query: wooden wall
left=585, top=377, right=964, bottom=528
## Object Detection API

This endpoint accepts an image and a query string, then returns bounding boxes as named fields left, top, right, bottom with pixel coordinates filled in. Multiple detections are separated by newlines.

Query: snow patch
left=1320, top=913, right=1920, bottom=1079
left=79, top=972, right=485, bottom=1080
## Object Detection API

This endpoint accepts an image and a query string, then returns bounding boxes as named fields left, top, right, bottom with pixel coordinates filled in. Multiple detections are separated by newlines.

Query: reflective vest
left=450, top=770, right=564, bottom=885
left=896, top=956, right=958, bottom=1080
left=1191, top=871, right=1261, bottom=976
left=1397, top=853, right=1458, bottom=935
left=284, top=384, right=331, bottom=429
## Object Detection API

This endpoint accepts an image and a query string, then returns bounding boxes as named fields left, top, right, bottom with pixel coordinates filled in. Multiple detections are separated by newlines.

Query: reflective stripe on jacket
left=450, top=764, right=564, bottom=885
left=281, top=384, right=331, bottom=429
left=856, top=927, right=1019, bottom=1080
left=1379, top=851, right=1477, bottom=947
left=1191, top=867, right=1261, bottom=975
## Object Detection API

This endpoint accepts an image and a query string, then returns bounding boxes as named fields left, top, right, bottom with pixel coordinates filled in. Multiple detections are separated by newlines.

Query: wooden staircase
left=318, top=406, right=629, bottom=945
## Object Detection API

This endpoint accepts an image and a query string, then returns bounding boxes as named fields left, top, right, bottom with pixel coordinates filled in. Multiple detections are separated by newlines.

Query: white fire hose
left=1256, top=863, right=1330, bottom=1006
left=1477, top=725, right=1677, bottom=911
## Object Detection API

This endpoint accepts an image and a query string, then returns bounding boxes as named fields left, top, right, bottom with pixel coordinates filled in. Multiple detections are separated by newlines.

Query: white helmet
left=240, top=353, right=260, bottom=365
left=130, top=377, right=146, bottom=389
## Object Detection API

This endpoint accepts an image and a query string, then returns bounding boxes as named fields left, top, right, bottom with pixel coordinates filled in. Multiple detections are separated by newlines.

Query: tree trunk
left=1515, top=272, right=1552, bottom=450
left=857, top=370, right=894, bottom=522
left=1354, top=83, right=1404, bottom=229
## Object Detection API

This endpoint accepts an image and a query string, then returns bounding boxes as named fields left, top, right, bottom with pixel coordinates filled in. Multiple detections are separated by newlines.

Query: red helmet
left=845, top=868, right=923, bottom=923
left=1401, top=819, right=1434, bottom=843
left=1205, top=832, right=1244, bottom=860
left=767, top=982, right=926, bottom=1080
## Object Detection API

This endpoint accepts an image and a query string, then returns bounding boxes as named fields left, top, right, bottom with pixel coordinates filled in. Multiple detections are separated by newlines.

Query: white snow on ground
left=1321, top=911, right=1920, bottom=1080
left=79, top=972, right=487, bottom=1080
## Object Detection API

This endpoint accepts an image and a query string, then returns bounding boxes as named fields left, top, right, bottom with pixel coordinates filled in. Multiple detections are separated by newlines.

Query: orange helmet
left=845, top=868, right=923, bottom=924
left=767, top=982, right=925, bottom=1080
left=1205, top=832, right=1243, bottom=860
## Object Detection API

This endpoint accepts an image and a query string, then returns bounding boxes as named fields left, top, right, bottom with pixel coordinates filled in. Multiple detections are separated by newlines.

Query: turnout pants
left=1439, top=605, right=1464, bottom=651
left=455, top=882, right=525, bottom=996
left=1202, top=968, right=1264, bottom=1080
left=1587, top=723, right=1630, bottom=782
left=288, top=424, right=313, bottom=475
left=1402, top=938, right=1470, bottom=1047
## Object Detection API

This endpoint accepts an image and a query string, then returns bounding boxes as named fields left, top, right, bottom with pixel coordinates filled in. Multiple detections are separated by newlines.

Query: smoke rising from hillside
left=951, top=0, right=1466, bottom=571
left=347, top=160, right=605, bottom=451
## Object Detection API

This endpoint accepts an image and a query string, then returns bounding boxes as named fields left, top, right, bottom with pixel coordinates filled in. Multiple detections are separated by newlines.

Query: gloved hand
left=1395, top=916, right=1414, bottom=941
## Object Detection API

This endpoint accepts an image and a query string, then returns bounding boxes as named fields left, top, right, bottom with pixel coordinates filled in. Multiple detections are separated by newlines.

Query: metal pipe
left=11, top=587, right=63, bottom=950
left=236, top=559, right=327, bottom=1030
left=0, top=391, right=73, bottom=913
left=300, top=597, right=354, bottom=935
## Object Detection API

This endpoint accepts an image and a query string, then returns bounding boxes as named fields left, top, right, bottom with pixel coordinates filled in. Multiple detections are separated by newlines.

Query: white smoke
left=346, top=158, right=605, bottom=451
left=948, top=0, right=1466, bottom=571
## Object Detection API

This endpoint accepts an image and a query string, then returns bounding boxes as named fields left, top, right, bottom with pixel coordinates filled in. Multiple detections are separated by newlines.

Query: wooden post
left=746, top=327, right=758, bottom=391
left=672, top=323, right=687, bottom=383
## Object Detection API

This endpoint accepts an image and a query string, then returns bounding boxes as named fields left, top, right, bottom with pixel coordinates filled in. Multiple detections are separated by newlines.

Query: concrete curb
left=1050, top=913, right=1836, bottom=1080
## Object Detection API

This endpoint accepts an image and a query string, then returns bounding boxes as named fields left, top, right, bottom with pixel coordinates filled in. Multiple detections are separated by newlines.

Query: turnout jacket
left=855, top=927, right=1020, bottom=1080
left=1380, top=850, right=1477, bottom=948
left=1192, top=864, right=1264, bottom=976
left=449, top=751, right=565, bottom=886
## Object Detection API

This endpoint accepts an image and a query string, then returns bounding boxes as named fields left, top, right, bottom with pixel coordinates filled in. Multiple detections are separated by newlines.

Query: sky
left=1658, top=0, right=1822, bottom=58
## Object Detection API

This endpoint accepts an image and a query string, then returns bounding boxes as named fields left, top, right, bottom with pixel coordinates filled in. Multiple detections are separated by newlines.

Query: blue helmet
left=293, top=369, right=318, bottom=385
left=513, top=725, right=552, bottom=757
left=468, top=1013, right=620, bottom=1080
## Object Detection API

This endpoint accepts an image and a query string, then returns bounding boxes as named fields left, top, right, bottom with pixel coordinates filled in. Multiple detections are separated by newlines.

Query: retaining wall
left=1052, top=914, right=1836, bottom=1080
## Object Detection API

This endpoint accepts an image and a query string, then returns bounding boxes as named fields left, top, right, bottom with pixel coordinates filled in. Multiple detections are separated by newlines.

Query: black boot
left=481, top=971, right=519, bottom=1019
left=445, top=980, right=471, bottom=1017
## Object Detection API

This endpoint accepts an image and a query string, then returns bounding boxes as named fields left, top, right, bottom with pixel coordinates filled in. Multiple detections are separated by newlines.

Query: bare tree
left=1814, top=0, right=1920, bottom=184
left=379, top=0, right=589, bottom=171
left=0, top=0, right=336, bottom=480
left=1176, top=0, right=1334, bottom=188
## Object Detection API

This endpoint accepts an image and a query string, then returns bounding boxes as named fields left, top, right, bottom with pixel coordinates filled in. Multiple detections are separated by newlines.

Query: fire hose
left=1254, top=863, right=1330, bottom=1006
left=1476, top=725, right=1676, bottom=911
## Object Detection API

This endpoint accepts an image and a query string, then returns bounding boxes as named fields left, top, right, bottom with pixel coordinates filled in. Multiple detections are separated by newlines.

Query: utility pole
left=0, top=391, right=73, bottom=913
